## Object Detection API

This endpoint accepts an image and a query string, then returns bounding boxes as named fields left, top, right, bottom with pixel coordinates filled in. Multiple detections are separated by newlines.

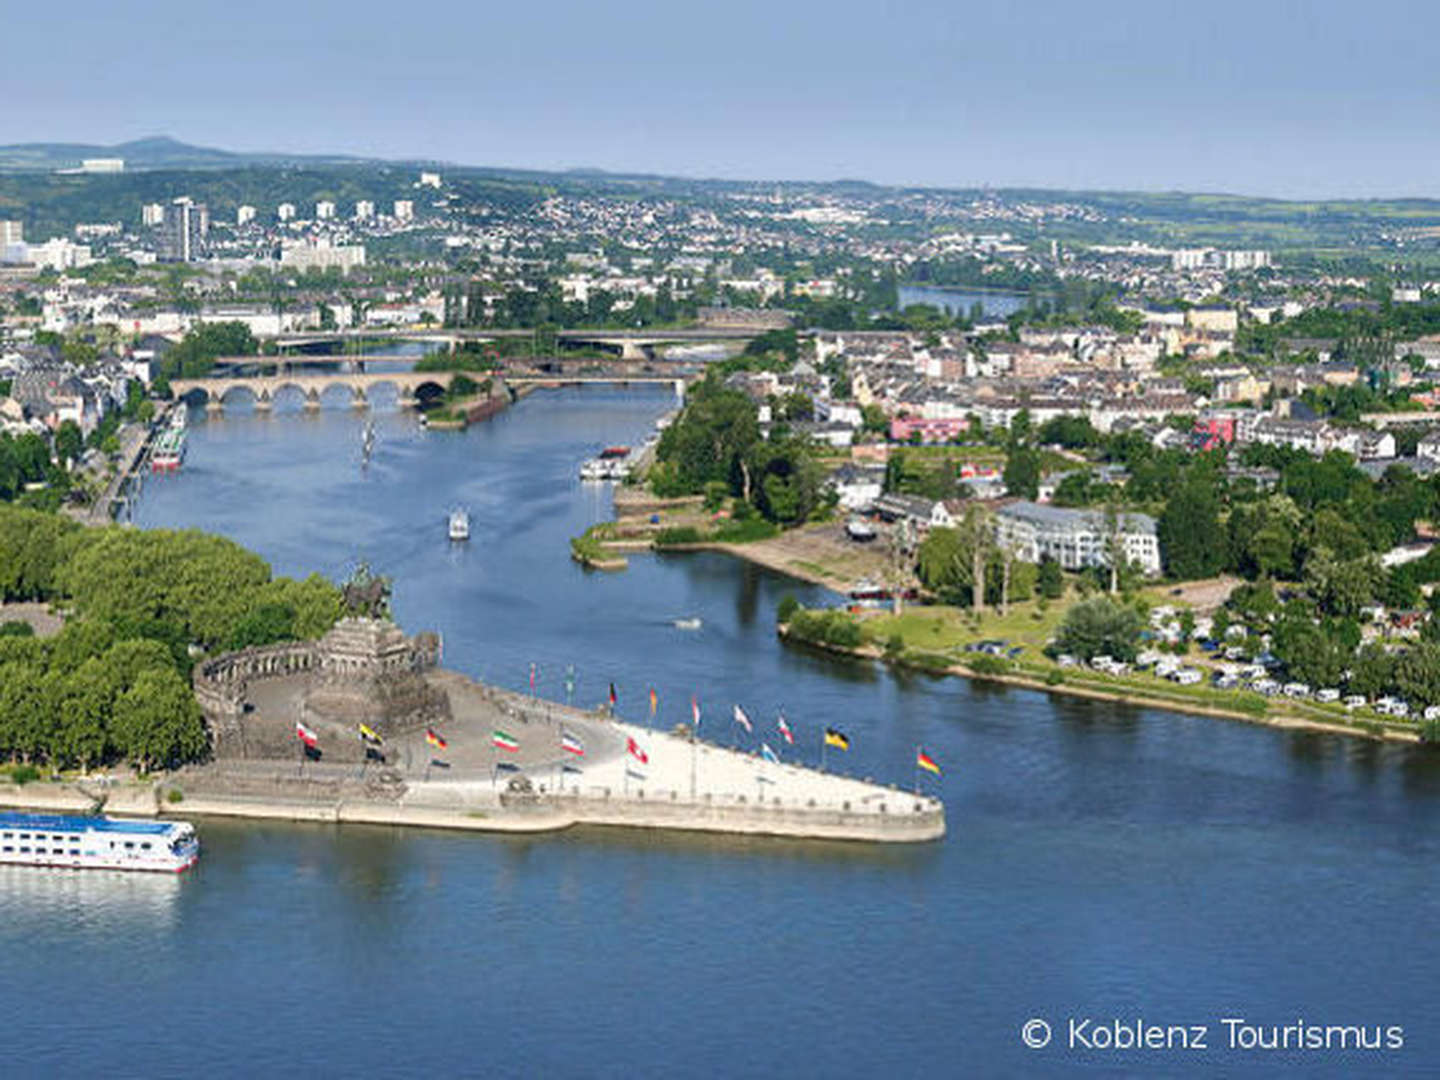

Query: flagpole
left=821, top=732, right=827, bottom=773
left=914, top=746, right=920, bottom=796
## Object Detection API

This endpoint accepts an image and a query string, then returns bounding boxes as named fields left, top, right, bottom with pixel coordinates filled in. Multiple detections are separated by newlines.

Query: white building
left=80, top=158, right=125, bottom=174
left=278, top=238, right=367, bottom=273
left=277, top=203, right=296, bottom=222
left=26, top=238, right=94, bottom=271
left=354, top=200, right=375, bottom=221
left=419, top=172, right=441, bottom=189
left=236, top=205, right=257, bottom=227
left=0, top=220, right=22, bottom=263
left=994, top=501, right=1161, bottom=576
left=393, top=200, right=415, bottom=222
left=141, top=203, right=165, bottom=227
left=315, top=201, right=336, bottom=221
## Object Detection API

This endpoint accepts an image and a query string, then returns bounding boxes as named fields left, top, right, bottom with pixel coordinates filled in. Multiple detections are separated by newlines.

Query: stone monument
left=301, top=563, right=448, bottom=733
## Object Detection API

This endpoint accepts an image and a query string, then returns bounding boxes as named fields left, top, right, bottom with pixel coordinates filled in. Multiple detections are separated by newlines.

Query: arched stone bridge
left=171, top=369, right=692, bottom=412
left=171, top=370, right=462, bottom=411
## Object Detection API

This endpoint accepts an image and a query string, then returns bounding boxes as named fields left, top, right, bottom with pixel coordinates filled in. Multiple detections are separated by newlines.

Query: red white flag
left=626, top=736, right=649, bottom=765
left=295, top=721, right=318, bottom=748
left=777, top=712, right=794, bottom=745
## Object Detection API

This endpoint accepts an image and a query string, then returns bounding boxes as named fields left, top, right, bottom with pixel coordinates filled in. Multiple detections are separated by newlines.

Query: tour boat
left=673, top=617, right=703, bottom=631
left=150, top=428, right=186, bottom=472
left=448, top=507, right=470, bottom=541
left=0, top=812, right=200, bottom=873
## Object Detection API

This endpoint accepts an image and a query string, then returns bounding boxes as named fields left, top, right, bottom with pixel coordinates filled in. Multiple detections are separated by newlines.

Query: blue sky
left=4, top=0, right=1438, bottom=198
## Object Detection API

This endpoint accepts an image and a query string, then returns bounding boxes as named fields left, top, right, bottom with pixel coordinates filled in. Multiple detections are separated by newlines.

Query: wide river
left=7, top=385, right=1440, bottom=1077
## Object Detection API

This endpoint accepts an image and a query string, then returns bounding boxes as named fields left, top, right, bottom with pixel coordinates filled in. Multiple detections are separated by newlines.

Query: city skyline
left=4, top=0, right=1439, bottom=200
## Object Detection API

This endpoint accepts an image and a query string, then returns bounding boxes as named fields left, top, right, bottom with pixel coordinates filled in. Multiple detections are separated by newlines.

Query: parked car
left=1424, top=705, right=1440, bottom=722
left=1283, top=682, right=1310, bottom=698
left=1344, top=695, right=1367, bottom=711
left=1315, top=689, right=1341, bottom=704
left=1173, top=668, right=1202, bottom=685
left=1056, top=654, right=1078, bottom=668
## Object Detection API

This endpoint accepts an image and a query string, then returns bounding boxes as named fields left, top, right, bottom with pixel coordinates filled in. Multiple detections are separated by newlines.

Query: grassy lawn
left=861, top=597, right=1068, bottom=659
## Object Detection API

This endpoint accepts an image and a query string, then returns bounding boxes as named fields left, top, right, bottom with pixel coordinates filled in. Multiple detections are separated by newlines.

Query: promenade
left=0, top=672, right=944, bottom=844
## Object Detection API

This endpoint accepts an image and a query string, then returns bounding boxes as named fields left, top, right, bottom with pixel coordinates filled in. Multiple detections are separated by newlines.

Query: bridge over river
left=270, top=326, right=763, bottom=360
left=170, top=368, right=690, bottom=411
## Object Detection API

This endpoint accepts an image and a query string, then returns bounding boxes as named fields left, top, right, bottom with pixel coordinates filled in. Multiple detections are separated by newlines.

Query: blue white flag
left=761, top=742, right=780, bottom=764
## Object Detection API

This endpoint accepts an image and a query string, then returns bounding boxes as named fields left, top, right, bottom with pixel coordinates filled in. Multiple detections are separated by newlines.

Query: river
left=7, top=386, right=1440, bottom=1077
left=898, top=284, right=1030, bottom=319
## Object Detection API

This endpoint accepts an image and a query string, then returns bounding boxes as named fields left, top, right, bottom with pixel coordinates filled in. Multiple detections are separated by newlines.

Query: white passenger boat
left=0, top=812, right=200, bottom=873
left=448, top=507, right=470, bottom=541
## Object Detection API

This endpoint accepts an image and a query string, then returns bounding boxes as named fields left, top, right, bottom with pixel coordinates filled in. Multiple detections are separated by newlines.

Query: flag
left=530, top=663, right=537, bottom=693
left=824, top=727, right=850, bottom=751
left=626, top=736, right=649, bottom=765
left=649, top=687, right=658, bottom=716
left=425, top=728, right=448, bottom=751
left=295, top=721, right=318, bottom=749
left=561, top=731, right=585, bottom=756
left=777, top=712, right=794, bottom=745
left=691, top=695, right=701, bottom=728
left=492, top=729, right=520, bottom=752
left=760, top=742, right=780, bottom=764
left=609, top=681, right=618, bottom=708
left=917, top=748, right=941, bottom=776
left=733, top=704, right=753, bottom=733
left=358, top=723, right=384, bottom=746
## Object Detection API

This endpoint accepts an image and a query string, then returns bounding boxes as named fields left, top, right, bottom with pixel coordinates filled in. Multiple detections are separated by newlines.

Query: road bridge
left=170, top=368, right=692, bottom=412
left=170, top=370, right=461, bottom=412
left=271, top=326, right=763, bottom=360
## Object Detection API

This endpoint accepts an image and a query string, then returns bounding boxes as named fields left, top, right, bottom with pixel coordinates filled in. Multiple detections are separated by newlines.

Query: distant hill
left=0, top=135, right=393, bottom=172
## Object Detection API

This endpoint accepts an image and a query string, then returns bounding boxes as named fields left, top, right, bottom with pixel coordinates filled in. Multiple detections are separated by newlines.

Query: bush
left=9, top=764, right=40, bottom=785
left=777, top=594, right=800, bottom=623
left=1044, top=668, right=1065, bottom=686
left=655, top=526, right=703, bottom=546
left=166, top=788, right=184, bottom=803
left=787, top=608, right=862, bottom=649
left=0, top=620, right=34, bottom=637
left=967, top=653, right=1010, bottom=676
left=884, top=633, right=905, bottom=658
left=711, top=518, right=779, bottom=543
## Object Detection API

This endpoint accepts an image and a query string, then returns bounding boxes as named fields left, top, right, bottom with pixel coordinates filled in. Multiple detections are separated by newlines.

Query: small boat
left=0, top=811, right=199, bottom=873
left=673, top=617, right=703, bottom=631
left=448, top=508, right=470, bottom=541
left=846, top=517, right=877, bottom=542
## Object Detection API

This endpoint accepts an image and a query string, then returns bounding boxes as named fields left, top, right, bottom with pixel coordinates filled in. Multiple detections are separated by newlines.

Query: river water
left=898, top=284, right=1029, bottom=319
left=6, top=386, right=1440, bottom=1077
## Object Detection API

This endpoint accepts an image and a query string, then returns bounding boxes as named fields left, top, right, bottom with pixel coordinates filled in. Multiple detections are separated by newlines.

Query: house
left=872, top=492, right=955, bottom=531
left=1417, top=430, right=1440, bottom=465
left=826, top=464, right=884, bottom=511
left=993, top=500, right=1161, bottom=575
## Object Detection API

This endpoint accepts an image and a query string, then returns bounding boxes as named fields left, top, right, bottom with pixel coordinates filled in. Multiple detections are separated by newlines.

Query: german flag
left=824, top=727, right=850, bottom=751
left=358, top=723, right=384, bottom=746
left=425, top=728, right=448, bottom=751
left=917, top=748, right=941, bottom=775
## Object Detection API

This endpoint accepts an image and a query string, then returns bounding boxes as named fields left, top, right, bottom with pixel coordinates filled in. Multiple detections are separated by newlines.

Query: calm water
left=6, top=387, right=1440, bottom=1077
left=899, top=283, right=1029, bottom=319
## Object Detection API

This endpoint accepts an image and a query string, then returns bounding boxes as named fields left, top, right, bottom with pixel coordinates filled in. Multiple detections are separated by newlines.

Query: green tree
left=1054, top=596, right=1143, bottom=662
left=1158, top=477, right=1225, bottom=580
left=55, top=420, right=84, bottom=464
left=1038, top=557, right=1064, bottom=599
left=110, top=667, right=207, bottom=772
left=1003, top=446, right=1041, bottom=500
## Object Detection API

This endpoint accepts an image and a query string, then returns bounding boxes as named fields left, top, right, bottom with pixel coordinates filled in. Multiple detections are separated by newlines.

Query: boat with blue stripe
left=0, top=812, right=199, bottom=873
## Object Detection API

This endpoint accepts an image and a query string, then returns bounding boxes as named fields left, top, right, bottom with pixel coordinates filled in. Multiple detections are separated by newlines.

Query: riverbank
left=778, top=626, right=1423, bottom=745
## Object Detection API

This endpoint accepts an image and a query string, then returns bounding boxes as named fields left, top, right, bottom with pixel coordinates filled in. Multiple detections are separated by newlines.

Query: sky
left=4, top=0, right=1439, bottom=199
